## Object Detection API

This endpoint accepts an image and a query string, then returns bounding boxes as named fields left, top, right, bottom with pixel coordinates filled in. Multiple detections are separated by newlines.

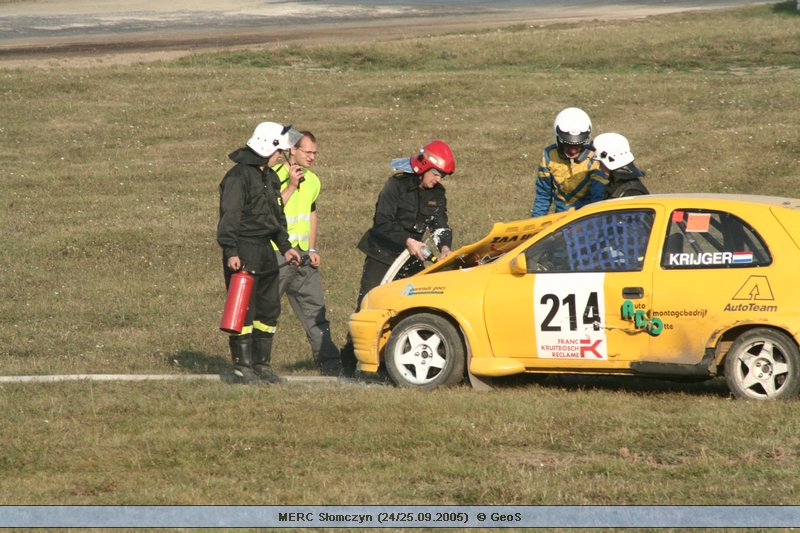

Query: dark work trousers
left=353, top=254, right=424, bottom=310
left=224, top=238, right=281, bottom=334
left=276, top=251, right=340, bottom=368
left=340, top=256, right=391, bottom=374
left=339, top=254, right=426, bottom=373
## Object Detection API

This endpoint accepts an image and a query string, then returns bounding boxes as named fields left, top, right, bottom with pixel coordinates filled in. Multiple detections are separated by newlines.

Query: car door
left=648, top=207, right=774, bottom=364
left=484, top=208, right=658, bottom=368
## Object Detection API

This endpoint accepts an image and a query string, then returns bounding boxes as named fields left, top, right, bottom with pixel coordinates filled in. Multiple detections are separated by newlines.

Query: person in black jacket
left=217, top=121, right=302, bottom=384
left=339, top=140, right=456, bottom=377
left=591, top=132, right=649, bottom=199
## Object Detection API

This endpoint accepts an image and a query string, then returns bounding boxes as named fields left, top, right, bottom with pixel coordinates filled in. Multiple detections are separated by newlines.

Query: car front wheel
left=724, top=328, right=800, bottom=400
left=385, top=313, right=465, bottom=389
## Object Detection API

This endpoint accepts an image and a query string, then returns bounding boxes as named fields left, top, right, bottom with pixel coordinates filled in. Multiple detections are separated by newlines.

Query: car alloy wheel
left=724, top=328, right=800, bottom=400
left=385, top=313, right=465, bottom=389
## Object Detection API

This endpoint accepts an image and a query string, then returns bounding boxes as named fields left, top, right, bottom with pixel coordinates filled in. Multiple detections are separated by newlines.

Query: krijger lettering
left=668, top=252, right=742, bottom=266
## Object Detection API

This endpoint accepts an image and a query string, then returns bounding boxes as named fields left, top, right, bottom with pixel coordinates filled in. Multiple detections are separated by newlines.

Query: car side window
left=526, top=209, right=655, bottom=273
left=661, top=209, right=771, bottom=269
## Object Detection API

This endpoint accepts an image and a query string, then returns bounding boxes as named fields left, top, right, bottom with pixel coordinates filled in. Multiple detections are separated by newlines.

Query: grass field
left=1, top=2, right=800, bottom=505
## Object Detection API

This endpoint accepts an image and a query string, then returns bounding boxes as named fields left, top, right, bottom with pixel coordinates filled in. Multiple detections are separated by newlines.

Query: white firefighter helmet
left=592, top=132, right=634, bottom=171
left=246, top=122, right=302, bottom=158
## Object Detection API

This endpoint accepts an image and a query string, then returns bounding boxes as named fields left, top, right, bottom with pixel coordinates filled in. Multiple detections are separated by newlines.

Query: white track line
left=0, top=374, right=338, bottom=384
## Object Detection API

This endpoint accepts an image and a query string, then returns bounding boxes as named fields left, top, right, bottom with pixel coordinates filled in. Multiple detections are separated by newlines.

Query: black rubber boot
left=253, top=333, right=287, bottom=384
left=339, top=337, right=357, bottom=378
left=319, top=357, right=342, bottom=377
left=229, top=335, right=258, bottom=384
left=316, top=333, right=342, bottom=376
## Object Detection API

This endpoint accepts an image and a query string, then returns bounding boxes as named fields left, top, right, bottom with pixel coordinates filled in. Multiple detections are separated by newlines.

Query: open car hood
left=423, top=210, right=571, bottom=274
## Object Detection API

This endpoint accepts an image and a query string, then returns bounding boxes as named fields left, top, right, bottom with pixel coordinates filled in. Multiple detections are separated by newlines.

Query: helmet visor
left=273, top=123, right=303, bottom=150
left=556, top=127, right=590, bottom=146
left=390, top=157, right=414, bottom=173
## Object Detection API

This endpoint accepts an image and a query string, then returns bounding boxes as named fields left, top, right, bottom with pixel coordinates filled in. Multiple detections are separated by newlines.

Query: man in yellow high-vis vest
left=273, top=131, right=341, bottom=375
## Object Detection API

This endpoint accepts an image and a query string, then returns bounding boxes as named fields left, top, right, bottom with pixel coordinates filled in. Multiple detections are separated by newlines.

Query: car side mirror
left=510, top=253, right=528, bottom=275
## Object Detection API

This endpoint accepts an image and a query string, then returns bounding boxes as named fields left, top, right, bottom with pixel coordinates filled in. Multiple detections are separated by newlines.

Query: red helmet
left=410, top=140, right=455, bottom=175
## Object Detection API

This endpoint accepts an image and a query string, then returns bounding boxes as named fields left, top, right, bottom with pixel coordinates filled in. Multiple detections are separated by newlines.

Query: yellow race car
left=348, top=194, right=800, bottom=400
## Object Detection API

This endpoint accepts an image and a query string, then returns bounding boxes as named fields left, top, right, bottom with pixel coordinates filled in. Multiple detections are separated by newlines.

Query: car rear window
left=661, top=209, right=771, bottom=269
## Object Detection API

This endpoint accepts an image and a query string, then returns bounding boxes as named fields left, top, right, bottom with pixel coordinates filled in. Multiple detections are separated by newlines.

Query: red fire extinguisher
left=219, top=269, right=254, bottom=334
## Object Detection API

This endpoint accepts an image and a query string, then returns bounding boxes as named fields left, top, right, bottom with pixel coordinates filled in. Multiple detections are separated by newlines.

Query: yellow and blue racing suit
left=531, top=143, right=606, bottom=217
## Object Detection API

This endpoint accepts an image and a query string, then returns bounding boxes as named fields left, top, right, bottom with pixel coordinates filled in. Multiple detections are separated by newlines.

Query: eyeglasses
left=296, top=147, right=318, bottom=157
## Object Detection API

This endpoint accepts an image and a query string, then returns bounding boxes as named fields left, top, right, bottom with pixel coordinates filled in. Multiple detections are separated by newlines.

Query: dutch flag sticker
left=732, top=251, right=753, bottom=264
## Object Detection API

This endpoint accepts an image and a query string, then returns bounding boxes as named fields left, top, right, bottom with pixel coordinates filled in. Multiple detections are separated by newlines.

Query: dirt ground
left=0, top=1, right=746, bottom=69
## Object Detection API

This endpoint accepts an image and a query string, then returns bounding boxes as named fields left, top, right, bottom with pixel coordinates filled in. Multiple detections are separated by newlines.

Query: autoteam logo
left=401, top=284, right=445, bottom=297
left=726, top=275, right=777, bottom=312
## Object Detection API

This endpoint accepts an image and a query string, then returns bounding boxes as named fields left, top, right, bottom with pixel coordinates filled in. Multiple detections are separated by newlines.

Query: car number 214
left=533, top=273, right=609, bottom=360
left=539, top=291, right=601, bottom=331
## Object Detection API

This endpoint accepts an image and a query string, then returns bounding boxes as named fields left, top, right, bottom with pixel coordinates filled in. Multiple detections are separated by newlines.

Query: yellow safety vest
left=272, top=165, right=321, bottom=251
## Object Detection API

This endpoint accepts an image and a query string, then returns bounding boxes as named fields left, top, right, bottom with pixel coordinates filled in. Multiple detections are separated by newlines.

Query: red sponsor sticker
left=686, top=213, right=711, bottom=232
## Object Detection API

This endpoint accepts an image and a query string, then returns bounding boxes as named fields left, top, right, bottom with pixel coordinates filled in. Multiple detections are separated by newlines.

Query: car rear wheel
left=724, top=328, right=800, bottom=400
left=385, top=313, right=465, bottom=389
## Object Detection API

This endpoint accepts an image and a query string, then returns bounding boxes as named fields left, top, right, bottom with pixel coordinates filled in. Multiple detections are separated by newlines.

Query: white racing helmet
left=553, top=107, right=592, bottom=161
left=592, top=132, right=635, bottom=171
left=246, top=122, right=303, bottom=158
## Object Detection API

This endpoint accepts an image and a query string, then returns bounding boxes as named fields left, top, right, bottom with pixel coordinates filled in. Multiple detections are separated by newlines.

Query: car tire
left=724, top=328, right=800, bottom=400
left=385, top=313, right=465, bottom=389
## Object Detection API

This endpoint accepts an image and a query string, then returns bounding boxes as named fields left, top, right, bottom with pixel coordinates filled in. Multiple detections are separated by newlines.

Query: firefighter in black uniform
left=591, top=132, right=650, bottom=199
left=218, top=121, right=302, bottom=384
left=339, top=140, right=456, bottom=377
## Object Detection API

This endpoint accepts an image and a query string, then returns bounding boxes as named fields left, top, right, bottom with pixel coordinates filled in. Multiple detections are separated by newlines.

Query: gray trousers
left=276, top=251, right=340, bottom=367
